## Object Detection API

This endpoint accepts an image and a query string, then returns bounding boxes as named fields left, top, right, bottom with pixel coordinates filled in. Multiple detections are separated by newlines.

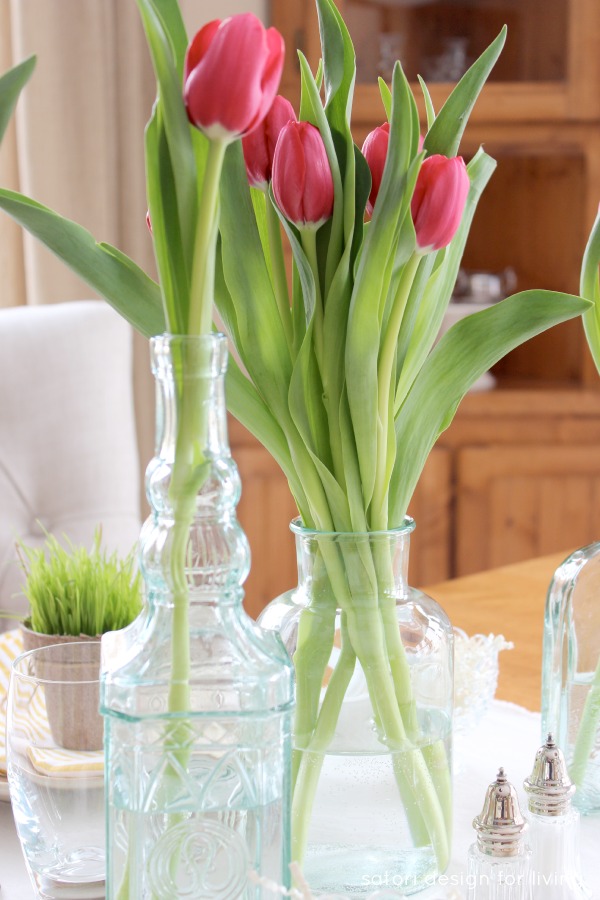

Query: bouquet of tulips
left=0, top=0, right=591, bottom=880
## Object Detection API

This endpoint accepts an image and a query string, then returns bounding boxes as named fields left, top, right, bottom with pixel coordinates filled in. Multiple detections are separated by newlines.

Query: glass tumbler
left=7, top=641, right=105, bottom=899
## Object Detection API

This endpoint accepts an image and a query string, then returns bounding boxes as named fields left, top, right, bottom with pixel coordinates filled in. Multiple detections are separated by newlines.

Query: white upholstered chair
left=0, top=301, right=141, bottom=629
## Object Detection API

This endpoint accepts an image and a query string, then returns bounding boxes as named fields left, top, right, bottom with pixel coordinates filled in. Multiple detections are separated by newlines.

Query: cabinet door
left=407, top=447, right=452, bottom=586
left=234, top=445, right=299, bottom=620
left=456, top=445, right=600, bottom=576
left=271, top=0, right=600, bottom=122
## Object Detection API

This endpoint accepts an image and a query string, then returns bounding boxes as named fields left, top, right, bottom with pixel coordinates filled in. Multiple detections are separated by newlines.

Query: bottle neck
left=151, top=333, right=230, bottom=463
left=140, top=333, right=250, bottom=609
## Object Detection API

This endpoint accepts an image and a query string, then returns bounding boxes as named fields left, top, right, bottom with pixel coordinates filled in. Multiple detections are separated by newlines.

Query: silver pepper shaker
left=524, top=734, right=590, bottom=899
left=467, top=767, right=532, bottom=899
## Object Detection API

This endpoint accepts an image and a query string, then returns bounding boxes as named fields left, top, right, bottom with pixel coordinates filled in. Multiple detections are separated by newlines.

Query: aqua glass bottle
left=100, top=333, right=294, bottom=899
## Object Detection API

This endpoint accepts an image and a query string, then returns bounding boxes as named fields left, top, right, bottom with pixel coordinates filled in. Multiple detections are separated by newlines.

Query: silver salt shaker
left=468, top=767, right=532, bottom=899
left=524, top=734, right=590, bottom=899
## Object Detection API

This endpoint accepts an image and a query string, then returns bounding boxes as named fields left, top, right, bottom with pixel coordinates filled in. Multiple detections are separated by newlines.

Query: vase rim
left=150, top=331, right=227, bottom=346
left=150, top=331, right=228, bottom=376
left=289, top=515, right=415, bottom=538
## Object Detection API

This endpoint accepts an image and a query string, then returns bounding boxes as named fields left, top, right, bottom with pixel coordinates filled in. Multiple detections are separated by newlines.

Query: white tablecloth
left=0, top=700, right=597, bottom=899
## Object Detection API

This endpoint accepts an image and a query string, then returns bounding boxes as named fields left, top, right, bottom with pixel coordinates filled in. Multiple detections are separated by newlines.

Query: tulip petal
left=242, top=95, right=296, bottom=187
left=272, top=121, right=334, bottom=227
left=244, top=28, right=286, bottom=134
left=362, top=123, right=389, bottom=214
left=184, top=14, right=285, bottom=140
left=273, top=125, right=306, bottom=224
left=411, top=155, right=469, bottom=252
left=183, top=19, right=221, bottom=83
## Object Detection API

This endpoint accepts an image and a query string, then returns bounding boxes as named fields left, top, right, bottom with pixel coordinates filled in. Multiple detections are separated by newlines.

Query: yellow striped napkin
left=0, top=629, right=23, bottom=775
left=0, top=629, right=103, bottom=778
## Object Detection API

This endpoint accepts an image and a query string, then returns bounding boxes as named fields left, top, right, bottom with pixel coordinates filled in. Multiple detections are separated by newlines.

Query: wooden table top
left=423, top=550, right=573, bottom=712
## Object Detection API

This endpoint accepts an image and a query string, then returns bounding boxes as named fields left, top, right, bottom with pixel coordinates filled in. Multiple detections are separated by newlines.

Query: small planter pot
left=20, top=628, right=102, bottom=751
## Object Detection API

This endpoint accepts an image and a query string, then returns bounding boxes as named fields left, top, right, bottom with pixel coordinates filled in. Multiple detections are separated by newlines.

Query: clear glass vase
left=259, top=519, right=454, bottom=896
left=542, top=543, right=600, bottom=815
left=100, top=333, right=294, bottom=899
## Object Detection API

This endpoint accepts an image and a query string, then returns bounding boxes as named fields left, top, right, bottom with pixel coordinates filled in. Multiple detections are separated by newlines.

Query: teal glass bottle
left=100, top=333, right=294, bottom=898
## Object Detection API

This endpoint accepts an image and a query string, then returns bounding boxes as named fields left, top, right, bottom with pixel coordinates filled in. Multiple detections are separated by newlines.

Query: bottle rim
left=289, top=515, right=415, bottom=539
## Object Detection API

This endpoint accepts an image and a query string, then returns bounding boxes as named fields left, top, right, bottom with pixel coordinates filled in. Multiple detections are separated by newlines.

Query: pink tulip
left=410, top=154, right=469, bottom=252
left=242, top=95, right=297, bottom=189
left=184, top=14, right=285, bottom=141
left=362, top=126, right=425, bottom=216
left=271, top=121, right=334, bottom=227
left=362, top=123, right=389, bottom=215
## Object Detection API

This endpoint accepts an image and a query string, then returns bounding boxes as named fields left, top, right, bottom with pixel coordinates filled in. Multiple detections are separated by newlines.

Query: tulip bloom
left=184, top=14, right=285, bottom=141
left=362, top=126, right=424, bottom=215
left=242, top=95, right=296, bottom=189
left=272, top=121, right=334, bottom=228
left=411, top=154, right=469, bottom=252
left=362, top=123, right=389, bottom=215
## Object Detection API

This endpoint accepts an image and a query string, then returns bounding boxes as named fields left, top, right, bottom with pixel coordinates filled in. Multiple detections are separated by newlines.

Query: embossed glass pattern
left=100, top=334, right=294, bottom=898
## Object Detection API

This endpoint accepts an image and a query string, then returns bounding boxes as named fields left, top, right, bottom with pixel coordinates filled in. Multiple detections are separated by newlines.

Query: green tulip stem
left=266, top=193, right=293, bottom=352
left=570, top=653, right=600, bottom=788
left=188, top=137, right=228, bottom=335
left=291, top=537, right=450, bottom=871
left=372, top=253, right=420, bottom=528
left=301, top=228, right=325, bottom=376
left=292, top=611, right=356, bottom=862
left=167, top=344, right=211, bottom=750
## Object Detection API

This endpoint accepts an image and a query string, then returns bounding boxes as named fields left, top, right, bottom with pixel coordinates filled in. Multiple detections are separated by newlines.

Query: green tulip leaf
left=580, top=207, right=600, bottom=377
left=378, top=77, right=392, bottom=120
left=297, top=53, right=345, bottom=294
left=135, top=0, right=197, bottom=273
left=351, top=144, right=372, bottom=260
left=289, top=321, right=332, bottom=471
left=224, top=354, right=308, bottom=506
left=390, top=289, right=593, bottom=522
left=417, top=76, right=436, bottom=132
left=316, top=0, right=356, bottom=134
left=424, top=26, right=506, bottom=157
left=145, top=105, right=189, bottom=332
left=218, top=142, right=293, bottom=420
left=0, top=56, right=36, bottom=146
left=0, top=189, right=164, bottom=337
left=145, top=0, right=189, bottom=76
left=394, top=147, right=497, bottom=408
left=346, top=62, right=419, bottom=507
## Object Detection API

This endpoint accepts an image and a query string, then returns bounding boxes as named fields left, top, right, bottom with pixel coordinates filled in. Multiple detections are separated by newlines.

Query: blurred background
left=1, top=0, right=600, bottom=616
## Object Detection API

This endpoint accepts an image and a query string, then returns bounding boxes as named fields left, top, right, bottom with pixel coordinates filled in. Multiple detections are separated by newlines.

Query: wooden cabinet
left=444, top=389, right=600, bottom=576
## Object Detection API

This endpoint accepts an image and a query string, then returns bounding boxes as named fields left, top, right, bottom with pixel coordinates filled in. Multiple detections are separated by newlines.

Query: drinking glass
left=7, top=641, right=105, bottom=899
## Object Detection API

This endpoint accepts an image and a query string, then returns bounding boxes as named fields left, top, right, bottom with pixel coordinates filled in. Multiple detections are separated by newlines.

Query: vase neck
left=150, top=333, right=229, bottom=462
left=292, top=522, right=414, bottom=602
left=141, top=333, right=250, bottom=609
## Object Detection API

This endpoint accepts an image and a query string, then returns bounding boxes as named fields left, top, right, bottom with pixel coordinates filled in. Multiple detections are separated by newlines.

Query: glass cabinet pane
left=344, top=0, right=568, bottom=85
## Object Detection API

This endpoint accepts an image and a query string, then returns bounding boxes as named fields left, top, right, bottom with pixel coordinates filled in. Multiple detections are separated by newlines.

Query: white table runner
left=0, top=700, right=597, bottom=899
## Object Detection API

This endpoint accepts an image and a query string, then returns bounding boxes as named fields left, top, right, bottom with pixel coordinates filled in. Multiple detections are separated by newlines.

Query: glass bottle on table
left=100, top=334, right=294, bottom=898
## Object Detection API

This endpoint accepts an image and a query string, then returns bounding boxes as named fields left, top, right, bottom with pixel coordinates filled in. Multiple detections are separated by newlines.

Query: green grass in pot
left=17, top=528, right=142, bottom=637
